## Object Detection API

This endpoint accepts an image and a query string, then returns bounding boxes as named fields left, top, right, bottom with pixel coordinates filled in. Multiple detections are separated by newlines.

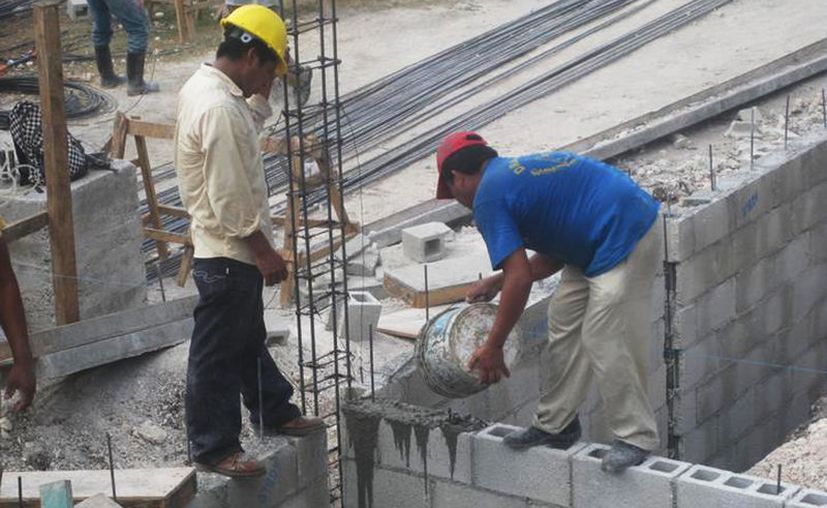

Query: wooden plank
left=0, top=296, right=199, bottom=361
left=110, top=112, right=128, bottom=159
left=126, top=119, right=175, bottom=140
left=143, top=228, right=190, bottom=245
left=2, top=212, right=48, bottom=243
left=38, top=480, right=72, bottom=508
left=0, top=468, right=195, bottom=508
left=172, top=0, right=187, bottom=43
left=34, top=1, right=79, bottom=325
left=383, top=253, right=492, bottom=308
left=35, top=317, right=193, bottom=379
left=135, top=133, right=170, bottom=260
left=376, top=305, right=452, bottom=339
left=175, top=243, right=193, bottom=288
left=157, top=205, right=190, bottom=219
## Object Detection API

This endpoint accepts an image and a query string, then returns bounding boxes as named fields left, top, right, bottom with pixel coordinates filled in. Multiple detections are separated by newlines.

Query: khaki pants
left=532, top=222, right=660, bottom=451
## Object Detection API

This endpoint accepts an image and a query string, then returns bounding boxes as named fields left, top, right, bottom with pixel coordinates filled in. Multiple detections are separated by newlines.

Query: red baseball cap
left=435, top=131, right=490, bottom=199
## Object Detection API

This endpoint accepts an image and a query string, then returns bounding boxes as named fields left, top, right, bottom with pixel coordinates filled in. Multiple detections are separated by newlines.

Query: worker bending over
left=175, top=5, right=322, bottom=478
left=435, top=132, right=660, bottom=473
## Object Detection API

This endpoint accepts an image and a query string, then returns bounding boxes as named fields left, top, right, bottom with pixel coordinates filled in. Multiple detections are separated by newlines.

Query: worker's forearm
left=528, top=253, right=563, bottom=281
left=242, top=229, right=272, bottom=257
left=485, top=273, right=532, bottom=349
left=0, top=280, right=33, bottom=366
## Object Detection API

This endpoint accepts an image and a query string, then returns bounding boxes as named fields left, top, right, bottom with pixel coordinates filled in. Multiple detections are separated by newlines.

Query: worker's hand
left=255, top=247, right=288, bottom=286
left=466, top=276, right=502, bottom=303
left=467, top=344, right=510, bottom=385
left=4, top=360, right=36, bottom=413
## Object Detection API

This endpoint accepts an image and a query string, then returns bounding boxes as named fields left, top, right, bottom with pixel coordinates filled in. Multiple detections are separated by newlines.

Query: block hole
left=724, top=477, right=753, bottom=489
left=649, top=461, right=679, bottom=473
left=758, top=484, right=785, bottom=495
left=801, top=493, right=827, bottom=505
left=588, top=448, right=608, bottom=459
left=690, top=469, right=720, bottom=482
left=424, top=238, right=442, bottom=257
left=351, top=293, right=367, bottom=303
left=486, top=425, right=515, bottom=438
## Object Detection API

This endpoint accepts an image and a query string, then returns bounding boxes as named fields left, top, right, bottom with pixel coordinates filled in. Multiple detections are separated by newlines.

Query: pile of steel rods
left=146, top=0, right=731, bottom=276
left=0, top=76, right=115, bottom=129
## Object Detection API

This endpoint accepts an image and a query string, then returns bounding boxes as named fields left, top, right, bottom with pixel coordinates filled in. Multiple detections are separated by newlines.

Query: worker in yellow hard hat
left=175, top=4, right=323, bottom=479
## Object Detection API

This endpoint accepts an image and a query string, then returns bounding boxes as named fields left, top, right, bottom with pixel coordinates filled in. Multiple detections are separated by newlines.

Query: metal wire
left=0, top=76, right=115, bottom=129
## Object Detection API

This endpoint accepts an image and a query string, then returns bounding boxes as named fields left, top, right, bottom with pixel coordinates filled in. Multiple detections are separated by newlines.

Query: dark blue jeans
left=87, top=0, right=149, bottom=53
left=186, top=257, right=300, bottom=464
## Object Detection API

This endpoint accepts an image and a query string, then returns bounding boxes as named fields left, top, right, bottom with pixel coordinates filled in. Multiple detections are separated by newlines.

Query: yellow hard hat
left=220, top=5, right=288, bottom=76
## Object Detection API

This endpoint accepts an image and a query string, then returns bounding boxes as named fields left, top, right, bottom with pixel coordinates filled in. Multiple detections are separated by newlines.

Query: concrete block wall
left=666, top=133, right=827, bottom=468
left=188, top=430, right=329, bottom=508
left=341, top=410, right=824, bottom=508
left=0, top=165, right=146, bottom=332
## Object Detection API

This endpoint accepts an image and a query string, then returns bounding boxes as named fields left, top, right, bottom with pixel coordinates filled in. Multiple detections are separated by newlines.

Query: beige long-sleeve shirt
left=174, top=64, right=274, bottom=266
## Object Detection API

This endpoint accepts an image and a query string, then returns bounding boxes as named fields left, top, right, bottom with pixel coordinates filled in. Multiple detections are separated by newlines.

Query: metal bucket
left=415, top=303, right=521, bottom=398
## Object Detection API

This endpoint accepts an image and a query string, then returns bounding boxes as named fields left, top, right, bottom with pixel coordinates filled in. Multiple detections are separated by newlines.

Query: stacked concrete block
left=572, top=443, right=691, bottom=508
left=0, top=165, right=146, bottom=333
left=401, top=222, right=452, bottom=263
left=666, top=133, right=827, bottom=468
left=189, top=430, right=328, bottom=507
left=788, top=488, right=827, bottom=508
left=675, top=465, right=798, bottom=508
left=326, top=290, right=382, bottom=342
left=473, top=424, right=585, bottom=507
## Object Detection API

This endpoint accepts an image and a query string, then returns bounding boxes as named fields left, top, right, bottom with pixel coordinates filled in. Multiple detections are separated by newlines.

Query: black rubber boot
left=503, top=417, right=582, bottom=450
left=94, top=46, right=125, bottom=89
left=126, top=51, right=160, bottom=96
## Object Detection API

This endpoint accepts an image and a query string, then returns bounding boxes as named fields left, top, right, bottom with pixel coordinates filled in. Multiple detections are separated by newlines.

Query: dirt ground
left=1, top=0, right=827, bottom=491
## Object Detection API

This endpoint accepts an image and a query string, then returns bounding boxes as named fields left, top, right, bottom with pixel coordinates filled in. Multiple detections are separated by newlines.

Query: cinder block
left=675, top=238, right=737, bottom=306
left=665, top=214, right=694, bottom=263
left=752, top=369, right=793, bottom=423
left=472, top=424, right=586, bottom=506
left=757, top=203, right=793, bottom=257
left=346, top=247, right=380, bottom=277
left=326, top=291, right=382, bottom=341
left=290, top=429, right=328, bottom=487
left=430, top=480, right=530, bottom=508
left=342, top=461, right=430, bottom=508
left=774, top=235, right=810, bottom=285
left=375, top=420, right=473, bottom=483
left=75, top=494, right=121, bottom=507
left=675, top=464, right=798, bottom=508
left=792, top=179, right=827, bottom=234
left=694, top=278, right=736, bottom=339
left=226, top=437, right=299, bottom=507
left=768, top=155, right=805, bottom=209
left=787, top=488, right=827, bottom=507
left=401, top=222, right=452, bottom=263
left=792, top=264, right=827, bottom=322
left=675, top=304, right=699, bottom=348
left=691, top=196, right=733, bottom=253
left=715, top=389, right=755, bottom=443
left=734, top=256, right=772, bottom=314
left=280, top=475, right=330, bottom=508
left=571, top=443, right=691, bottom=508
left=678, top=414, right=718, bottom=464
left=66, top=0, right=89, bottom=20
left=808, top=221, right=827, bottom=264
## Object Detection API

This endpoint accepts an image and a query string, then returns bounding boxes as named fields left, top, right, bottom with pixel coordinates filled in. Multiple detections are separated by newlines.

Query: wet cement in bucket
left=342, top=398, right=488, bottom=508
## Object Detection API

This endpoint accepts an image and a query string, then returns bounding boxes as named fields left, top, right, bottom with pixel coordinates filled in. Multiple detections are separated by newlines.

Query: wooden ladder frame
left=264, top=134, right=359, bottom=307
left=110, top=112, right=194, bottom=287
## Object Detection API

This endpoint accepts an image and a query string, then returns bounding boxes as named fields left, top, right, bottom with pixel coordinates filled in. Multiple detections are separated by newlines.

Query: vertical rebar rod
left=17, top=476, right=22, bottom=508
left=106, top=433, right=117, bottom=501
left=257, top=356, right=264, bottom=439
left=777, top=464, right=782, bottom=494
left=155, top=259, right=166, bottom=302
left=784, top=95, right=790, bottom=150
left=424, top=264, right=430, bottom=322
left=369, top=324, right=375, bottom=401
left=822, top=88, right=826, bottom=129
left=708, top=144, right=715, bottom=191
left=750, top=107, right=755, bottom=171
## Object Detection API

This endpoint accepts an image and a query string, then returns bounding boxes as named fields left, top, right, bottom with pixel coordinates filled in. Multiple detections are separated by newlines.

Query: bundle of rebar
left=146, top=0, right=732, bottom=275
left=0, top=76, right=114, bottom=129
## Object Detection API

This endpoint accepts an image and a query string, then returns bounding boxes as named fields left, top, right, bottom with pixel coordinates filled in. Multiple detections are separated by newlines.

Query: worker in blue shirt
left=435, top=131, right=661, bottom=473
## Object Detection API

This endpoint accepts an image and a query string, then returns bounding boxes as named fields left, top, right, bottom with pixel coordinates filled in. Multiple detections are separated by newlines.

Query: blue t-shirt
left=473, top=152, right=660, bottom=277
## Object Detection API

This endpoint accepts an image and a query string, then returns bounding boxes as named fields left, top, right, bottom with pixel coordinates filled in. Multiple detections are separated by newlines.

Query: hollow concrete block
left=327, top=290, right=382, bottom=342
left=675, top=464, right=798, bottom=508
left=402, top=222, right=452, bottom=263
left=471, top=423, right=586, bottom=506
left=571, top=443, right=691, bottom=508
left=375, top=420, right=473, bottom=483
left=430, top=480, right=530, bottom=508
left=787, top=488, right=827, bottom=508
